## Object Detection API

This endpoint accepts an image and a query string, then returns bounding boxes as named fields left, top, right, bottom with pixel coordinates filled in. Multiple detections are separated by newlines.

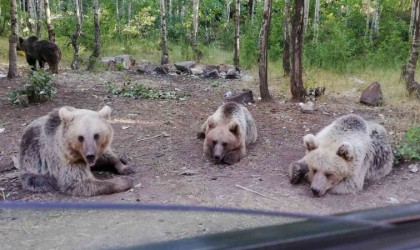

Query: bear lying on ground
left=17, top=36, right=61, bottom=74
left=18, top=106, right=134, bottom=196
left=289, top=114, right=393, bottom=197
left=198, top=102, right=257, bottom=165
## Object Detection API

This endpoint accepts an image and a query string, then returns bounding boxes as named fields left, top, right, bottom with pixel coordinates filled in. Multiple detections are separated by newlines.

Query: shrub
left=396, top=125, right=420, bottom=162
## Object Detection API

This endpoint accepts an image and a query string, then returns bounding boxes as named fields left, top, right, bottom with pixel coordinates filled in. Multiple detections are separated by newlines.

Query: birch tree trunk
left=28, top=0, right=36, bottom=32
left=70, top=0, right=82, bottom=70
left=282, top=0, right=291, bottom=76
left=366, top=0, right=371, bottom=38
left=225, top=1, right=231, bottom=28
left=251, top=0, right=255, bottom=21
left=128, top=0, right=131, bottom=22
left=403, top=0, right=420, bottom=97
left=87, top=0, right=100, bottom=71
left=303, top=0, right=309, bottom=34
left=410, top=0, right=416, bottom=39
left=192, top=0, right=201, bottom=61
left=233, top=0, right=240, bottom=68
left=8, top=0, right=19, bottom=79
left=35, top=0, right=42, bottom=38
left=44, top=0, right=55, bottom=42
left=290, top=0, right=306, bottom=101
left=258, top=0, right=273, bottom=102
left=313, top=0, right=320, bottom=42
left=160, top=0, right=169, bottom=65
left=370, top=0, right=380, bottom=41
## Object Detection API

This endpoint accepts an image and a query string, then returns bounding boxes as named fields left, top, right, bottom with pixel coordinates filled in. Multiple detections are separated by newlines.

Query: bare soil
left=0, top=69, right=419, bottom=248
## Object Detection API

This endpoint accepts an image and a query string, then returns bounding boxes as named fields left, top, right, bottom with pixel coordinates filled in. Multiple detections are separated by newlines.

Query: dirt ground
left=0, top=68, right=419, bottom=248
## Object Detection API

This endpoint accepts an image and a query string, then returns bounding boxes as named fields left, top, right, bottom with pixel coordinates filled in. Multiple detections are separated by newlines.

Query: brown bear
left=198, top=102, right=257, bottom=165
left=17, top=36, right=61, bottom=74
left=18, top=106, right=134, bottom=196
left=289, top=114, right=393, bottom=197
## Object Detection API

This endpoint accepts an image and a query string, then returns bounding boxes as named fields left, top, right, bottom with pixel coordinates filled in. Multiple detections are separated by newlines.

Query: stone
left=115, top=55, right=136, bottom=69
left=190, top=68, right=204, bottom=75
left=299, top=101, right=316, bottom=114
left=225, top=68, right=239, bottom=79
left=137, top=63, right=158, bottom=74
left=205, top=64, right=220, bottom=72
left=154, top=66, right=169, bottom=75
left=360, top=82, right=383, bottom=106
left=174, top=61, right=196, bottom=72
left=204, top=69, right=219, bottom=79
left=226, top=90, right=255, bottom=104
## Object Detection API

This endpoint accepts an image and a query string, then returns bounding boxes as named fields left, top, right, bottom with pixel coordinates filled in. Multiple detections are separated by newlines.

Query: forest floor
left=0, top=66, right=419, bottom=249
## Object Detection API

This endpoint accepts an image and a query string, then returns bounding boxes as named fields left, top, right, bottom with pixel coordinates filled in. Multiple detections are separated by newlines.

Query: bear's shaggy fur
left=289, top=114, right=393, bottom=196
left=17, top=36, right=61, bottom=74
left=18, top=106, right=134, bottom=196
left=198, top=102, right=257, bottom=165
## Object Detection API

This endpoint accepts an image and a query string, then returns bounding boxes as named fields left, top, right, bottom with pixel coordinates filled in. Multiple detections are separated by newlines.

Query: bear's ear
left=98, top=106, right=112, bottom=119
left=303, top=134, right=318, bottom=151
left=19, top=37, right=23, bottom=44
left=59, top=107, right=75, bottom=123
left=229, top=123, right=239, bottom=136
left=337, top=142, right=354, bottom=161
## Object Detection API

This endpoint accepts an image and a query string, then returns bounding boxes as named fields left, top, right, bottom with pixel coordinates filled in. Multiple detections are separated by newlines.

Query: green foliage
left=396, top=125, right=420, bottom=161
left=107, top=81, right=187, bottom=101
left=7, top=70, right=55, bottom=105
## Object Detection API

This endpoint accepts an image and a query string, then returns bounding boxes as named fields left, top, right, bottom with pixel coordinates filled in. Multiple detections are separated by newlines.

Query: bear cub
left=198, top=102, right=257, bottom=165
left=17, top=36, right=61, bottom=74
left=289, top=114, right=393, bottom=197
left=18, top=106, right=134, bottom=196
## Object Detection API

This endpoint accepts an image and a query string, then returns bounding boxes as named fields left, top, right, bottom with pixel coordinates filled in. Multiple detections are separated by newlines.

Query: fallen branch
left=235, top=184, right=268, bottom=197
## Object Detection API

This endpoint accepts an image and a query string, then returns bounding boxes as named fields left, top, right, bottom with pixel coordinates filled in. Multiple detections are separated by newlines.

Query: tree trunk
left=115, top=0, right=119, bottom=35
left=44, top=0, right=55, bottom=42
left=258, top=0, right=273, bottom=102
left=35, top=0, right=42, bottom=38
left=366, top=0, right=371, bottom=39
left=282, top=0, right=291, bottom=76
left=313, top=0, right=320, bottom=42
left=403, top=0, right=420, bottom=97
left=290, top=0, right=306, bottom=101
left=225, top=1, right=231, bottom=28
left=303, top=0, right=309, bottom=34
left=192, top=0, right=200, bottom=61
left=8, top=0, right=19, bottom=79
left=410, top=0, right=416, bottom=39
left=128, top=0, right=131, bottom=21
left=233, top=0, right=240, bottom=68
left=160, top=0, right=169, bottom=65
left=28, top=0, right=36, bottom=32
left=370, top=0, right=380, bottom=41
left=87, top=0, right=100, bottom=71
left=70, top=0, right=82, bottom=70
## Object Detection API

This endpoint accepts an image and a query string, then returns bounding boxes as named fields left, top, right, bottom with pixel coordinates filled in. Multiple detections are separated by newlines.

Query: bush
left=7, top=70, right=55, bottom=105
left=396, top=125, right=420, bottom=162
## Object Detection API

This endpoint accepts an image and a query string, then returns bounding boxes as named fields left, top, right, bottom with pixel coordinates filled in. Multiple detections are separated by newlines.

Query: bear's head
left=17, top=36, right=39, bottom=54
left=204, top=120, right=241, bottom=163
left=59, top=106, right=113, bottom=166
left=303, top=134, right=354, bottom=197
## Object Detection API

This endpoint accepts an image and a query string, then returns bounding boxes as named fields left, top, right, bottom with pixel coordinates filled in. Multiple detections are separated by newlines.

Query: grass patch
left=107, top=81, right=187, bottom=101
left=396, top=125, right=420, bottom=162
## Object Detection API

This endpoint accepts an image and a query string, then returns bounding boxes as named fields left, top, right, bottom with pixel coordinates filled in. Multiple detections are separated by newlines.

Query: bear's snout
left=86, top=154, right=96, bottom=166
left=311, top=187, right=321, bottom=197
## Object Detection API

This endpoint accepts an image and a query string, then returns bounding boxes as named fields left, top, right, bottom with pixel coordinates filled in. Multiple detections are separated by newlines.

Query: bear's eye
left=213, top=140, right=217, bottom=146
left=325, top=173, right=333, bottom=179
left=94, top=133, right=100, bottom=140
left=313, top=169, right=317, bottom=174
left=222, top=142, right=228, bottom=147
left=78, top=136, right=84, bottom=143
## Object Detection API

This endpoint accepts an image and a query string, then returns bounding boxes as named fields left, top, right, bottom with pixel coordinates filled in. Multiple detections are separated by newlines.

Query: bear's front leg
left=70, top=178, right=133, bottom=196
left=101, top=150, right=135, bottom=175
left=222, top=149, right=242, bottom=165
left=289, top=160, right=309, bottom=184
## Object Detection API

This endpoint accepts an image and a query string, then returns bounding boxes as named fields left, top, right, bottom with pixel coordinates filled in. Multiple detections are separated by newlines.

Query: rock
left=137, top=63, right=158, bottom=74
left=204, top=69, right=219, bottom=79
left=154, top=65, right=169, bottom=75
left=115, top=55, right=136, bottom=69
left=226, top=90, right=255, bottom=104
left=299, top=101, right=316, bottom=114
left=218, top=64, right=234, bottom=74
left=174, top=61, right=196, bottom=72
left=360, top=82, right=383, bottom=106
left=408, top=164, right=419, bottom=173
left=190, top=68, right=204, bottom=75
left=0, top=156, right=15, bottom=173
left=307, top=87, right=325, bottom=97
left=205, top=64, right=220, bottom=72
left=225, top=68, right=239, bottom=79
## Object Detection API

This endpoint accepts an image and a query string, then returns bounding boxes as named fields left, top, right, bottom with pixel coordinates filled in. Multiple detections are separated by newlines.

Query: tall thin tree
left=35, top=0, right=42, bottom=37
left=8, top=0, right=19, bottom=79
left=160, top=0, right=169, bottom=64
left=44, top=0, right=55, bottom=41
left=258, top=0, right=273, bottom=101
left=87, top=0, right=100, bottom=71
left=282, top=0, right=291, bottom=76
left=290, top=0, right=306, bottom=101
left=403, top=0, right=420, bottom=97
left=192, top=0, right=200, bottom=61
left=70, top=0, right=82, bottom=70
left=233, top=0, right=240, bottom=69
left=313, top=0, right=320, bottom=42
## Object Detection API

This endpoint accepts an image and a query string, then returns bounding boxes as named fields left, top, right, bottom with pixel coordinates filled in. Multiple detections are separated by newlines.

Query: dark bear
left=17, top=36, right=61, bottom=74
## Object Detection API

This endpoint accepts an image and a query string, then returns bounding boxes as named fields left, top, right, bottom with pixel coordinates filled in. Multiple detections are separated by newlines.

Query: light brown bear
left=198, top=102, right=257, bottom=165
left=289, top=114, right=393, bottom=197
left=18, top=106, right=134, bottom=196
